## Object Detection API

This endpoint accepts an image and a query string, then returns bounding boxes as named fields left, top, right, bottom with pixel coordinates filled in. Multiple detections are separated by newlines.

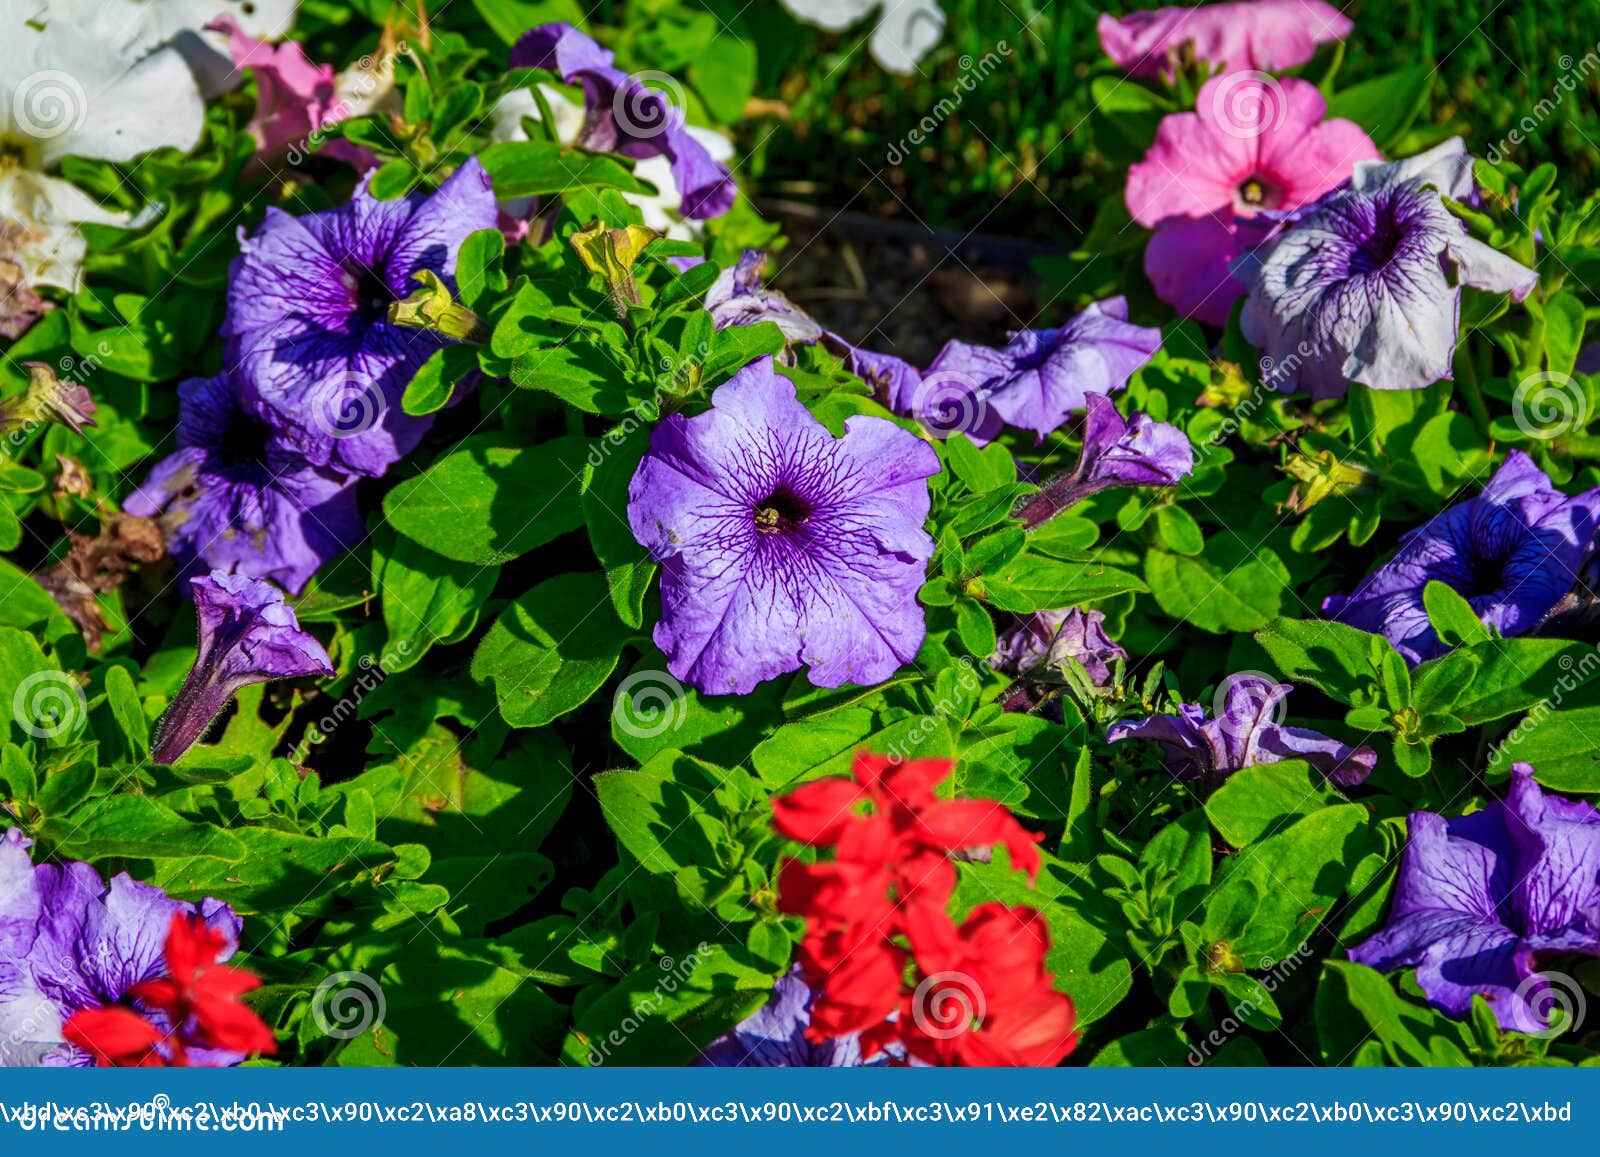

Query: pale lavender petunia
left=151, top=572, right=333, bottom=765
left=223, top=158, right=498, bottom=477
left=1236, top=139, right=1538, bottom=398
left=992, top=606, right=1126, bottom=685
left=921, top=297, right=1162, bottom=444
left=1349, top=763, right=1600, bottom=1034
left=1324, top=451, right=1600, bottom=664
left=1108, top=672, right=1375, bottom=787
left=123, top=373, right=362, bottom=594
left=626, top=356, right=940, bottom=695
left=704, top=250, right=825, bottom=344
left=0, top=829, right=243, bottom=1067
left=509, top=24, right=735, bottom=219
left=1014, top=392, right=1193, bottom=527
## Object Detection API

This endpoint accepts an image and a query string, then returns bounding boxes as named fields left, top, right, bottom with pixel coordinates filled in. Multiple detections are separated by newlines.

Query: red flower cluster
left=774, top=752, right=1077, bottom=1066
left=62, top=914, right=278, bottom=1067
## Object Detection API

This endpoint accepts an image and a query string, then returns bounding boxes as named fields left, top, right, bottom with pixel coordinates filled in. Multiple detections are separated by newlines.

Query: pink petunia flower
left=206, top=16, right=375, bottom=171
left=1125, top=74, right=1379, bottom=324
left=1098, top=0, right=1352, bottom=80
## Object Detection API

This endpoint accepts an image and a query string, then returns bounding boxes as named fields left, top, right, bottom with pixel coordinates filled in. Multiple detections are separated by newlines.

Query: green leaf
left=1206, top=761, right=1337, bottom=848
left=1154, top=505, right=1204, bottom=556
left=374, top=532, right=497, bottom=670
left=1493, top=705, right=1600, bottom=791
left=401, top=343, right=478, bottom=416
left=1324, top=64, right=1435, bottom=151
left=1146, top=542, right=1287, bottom=633
left=1256, top=617, right=1394, bottom=705
left=470, top=573, right=630, bottom=728
left=954, top=599, right=997, bottom=658
left=384, top=436, right=589, bottom=564
left=479, top=140, right=650, bottom=197
left=980, top=553, right=1145, bottom=612
left=1422, top=581, right=1492, bottom=648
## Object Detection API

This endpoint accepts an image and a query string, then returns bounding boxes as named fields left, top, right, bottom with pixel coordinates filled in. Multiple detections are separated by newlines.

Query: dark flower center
left=753, top=487, right=810, bottom=535
left=346, top=264, right=395, bottom=322
left=1348, top=191, right=1419, bottom=275
left=217, top=412, right=273, bottom=471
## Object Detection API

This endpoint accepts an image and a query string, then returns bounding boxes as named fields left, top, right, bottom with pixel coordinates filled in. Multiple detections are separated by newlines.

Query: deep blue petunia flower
left=1324, top=451, right=1600, bottom=664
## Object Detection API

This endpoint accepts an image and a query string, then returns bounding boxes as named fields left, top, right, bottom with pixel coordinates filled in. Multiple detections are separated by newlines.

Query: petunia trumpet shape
left=223, top=158, right=498, bottom=476
left=0, top=829, right=269, bottom=1067
left=1013, top=392, right=1193, bottom=527
left=123, top=372, right=362, bottom=594
left=1349, top=763, right=1600, bottom=1034
left=626, top=357, right=940, bottom=695
left=1235, top=138, right=1539, bottom=397
left=150, top=572, right=333, bottom=765
left=508, top=24, right=735, bottom=220
left=1107, top=672, right=1376, bottom=787
left=1098, top=0, right=1352, bottom=80
left=1323, top=451, right=1600, bottom=664
left=1127, top=74, right=1377, bottom=325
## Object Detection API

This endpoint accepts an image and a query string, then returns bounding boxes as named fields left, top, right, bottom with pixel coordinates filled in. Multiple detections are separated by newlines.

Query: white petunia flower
left=779, top=0, right=945, bottom=74
left=490, top=84, right=735, bottom=242
left=0, top=0, right=206, bottom=299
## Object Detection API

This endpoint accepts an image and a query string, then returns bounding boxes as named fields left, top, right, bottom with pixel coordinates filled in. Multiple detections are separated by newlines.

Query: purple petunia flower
left=991, top=606, right=1126, bottom=685
left=704, top=250, right=826, bottom=344
left=1014, top=392, right=1194, bottom=527
left=626, top=356, right=940, bottom=695
left=1349, top=763, right=1600, bottom=1034
left=693, top=967, right=880, bottom=1067
left=918, top=297, right=1162, bottom=444
left=123, top=373, right=362, bottom=595
left=1235, top=138, right=1539, bottom=398
left=151, top=571, right=333, bottom=766
left=0, top=829, right=243, bottom=1067
left=1107, top=672, right=1376, bottom=787
left=223, top=158, right=498, bottom=477
left=509, top=24, right=736, bottom=220
left=1324, top=451, right=1600, bottom=665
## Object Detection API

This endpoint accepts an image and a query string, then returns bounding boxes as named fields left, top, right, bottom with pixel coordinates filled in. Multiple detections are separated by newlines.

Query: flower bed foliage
left=2, top=0, right=1600, bottom=1069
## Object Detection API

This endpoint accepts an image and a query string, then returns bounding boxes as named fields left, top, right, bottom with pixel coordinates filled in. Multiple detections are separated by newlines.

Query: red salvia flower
left=61, top=914, right=276, bottom=1067
left=772, top=752, right=1075, bottom=1066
